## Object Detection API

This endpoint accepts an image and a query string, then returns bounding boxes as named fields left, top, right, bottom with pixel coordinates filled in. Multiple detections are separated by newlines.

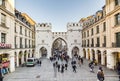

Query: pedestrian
left=78, top=60, right=81, bottom=67
left=89, top=62, right=94, bottom=73
left=57, top=64, right=60, bottom=72
left=39, top=60, right=42, bottom=66
left=117, top=62, right=120, bottom=81
left=97, top=68, right=104, bottom=81
left=53, top=63, right=56, bottom=68
left=72, top=64, right=77, bottom=73
left=81, top=58, right=83, bottom=64
left=65, top=63, right=68, bottom=70
left=61, top=64, right=64, bottom=73
left=0, top=64, right=3, bottom=81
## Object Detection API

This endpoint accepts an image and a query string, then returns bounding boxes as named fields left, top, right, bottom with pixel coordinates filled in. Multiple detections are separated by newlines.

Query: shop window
left=1, top=33, right=6, bottom=43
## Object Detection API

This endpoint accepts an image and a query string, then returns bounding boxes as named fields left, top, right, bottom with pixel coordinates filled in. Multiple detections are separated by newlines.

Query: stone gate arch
left=39, top=47, right=47, bottom=57
left=52, top=37, right=67, bottom=56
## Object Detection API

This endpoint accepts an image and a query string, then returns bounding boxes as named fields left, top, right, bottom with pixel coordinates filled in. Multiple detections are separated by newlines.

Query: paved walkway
left=4, top=58, right=119, bottom=81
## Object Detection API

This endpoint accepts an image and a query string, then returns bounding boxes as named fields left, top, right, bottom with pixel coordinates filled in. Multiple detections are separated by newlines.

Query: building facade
left=14, top=10, right=36, bottom=68
left=35, top=22, right=82, bottom=58
left=0, top=0, right=36, bottom=74
left=0, top=0, right=15, bottom=73
left=81, top=0, right=120, bottom=69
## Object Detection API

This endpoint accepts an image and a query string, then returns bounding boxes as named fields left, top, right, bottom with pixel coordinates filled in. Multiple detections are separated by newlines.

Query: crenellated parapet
left=52, top=32, right=67, bottom=35
left=36, top=23, right=52, bottom=27
left=67, top=22, right=82, bottom=31
left=36, top=23, right=52, bottom=31
left=67, top=22, right=81, bottom=27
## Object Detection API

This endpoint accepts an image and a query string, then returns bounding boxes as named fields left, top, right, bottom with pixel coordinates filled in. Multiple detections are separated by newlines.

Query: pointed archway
left=52, top=38, right=67, bottom=56
left=40, top=47, right=47, bottom=57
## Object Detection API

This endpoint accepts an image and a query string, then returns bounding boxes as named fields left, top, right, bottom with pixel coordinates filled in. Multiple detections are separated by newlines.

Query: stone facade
left=35, top=22, right=82, bottom=58
left=81, top=0, right=120, bottom=69
left=0, top=0, right=36, bottom=73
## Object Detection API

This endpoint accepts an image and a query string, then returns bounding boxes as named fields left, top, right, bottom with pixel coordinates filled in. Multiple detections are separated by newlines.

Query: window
left=15, top=23, right=17, bottom=33
left=96, top=25, right=99, bottom=34
left=91, top=38, right=94, bottom=46
left=25, top=39, right=27, bottom=48
left=87, top=39, right=89, bottom=47
left=20, top=37, right=22, bottom=48
left=1, top=13, right=6, bottom=26
left=20, top=26, right=22, bottom=34
left=29, top=40, right=30, bottom=48
left=97, top=37, right=100, bottom=47
left=87, top=30, right=89, bottom=37
left=115, top=13, right=120, bottom=25
left=14, top=36, right=17, bottom=48
left=116, top=32, right=120, bottom=47
left=115, top=0, right=120, bottom=6
left=0, top=0, right=5, bottom=6
left=103, top=22, right=106, bottom=31
left=25, top=29, right=27, bottom=36
left=84, top=32, right=86, bottom=38
left=91, top=28, right=94, bottom=36
left=103, top=36, right=106, bottom=47
left=1, top=33, right=6, bottom=43
left=29, top=31, right=30, bottom=37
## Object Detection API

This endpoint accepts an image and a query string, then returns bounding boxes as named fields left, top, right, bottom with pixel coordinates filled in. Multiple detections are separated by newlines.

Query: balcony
left=102, top=43, right=106, bottom=47
left=112, top=42, right=120, bottom=47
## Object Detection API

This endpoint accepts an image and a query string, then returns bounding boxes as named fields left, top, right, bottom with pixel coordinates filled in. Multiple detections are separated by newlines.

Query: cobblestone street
left=4, top=58, right=119, bottom=81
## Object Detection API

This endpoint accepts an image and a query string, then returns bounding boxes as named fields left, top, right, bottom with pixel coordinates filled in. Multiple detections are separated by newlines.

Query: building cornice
left=0, top=6, right=15, bottom=17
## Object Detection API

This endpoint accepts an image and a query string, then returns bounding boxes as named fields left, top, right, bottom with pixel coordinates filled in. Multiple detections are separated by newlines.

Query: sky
left=15, top=0, right=105, bottom=32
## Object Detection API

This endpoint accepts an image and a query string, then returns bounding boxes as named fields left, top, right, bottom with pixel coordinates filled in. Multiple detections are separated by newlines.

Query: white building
left=35, top=22, right=82, bottom=58
left=0, top=0, right=15, bottom=73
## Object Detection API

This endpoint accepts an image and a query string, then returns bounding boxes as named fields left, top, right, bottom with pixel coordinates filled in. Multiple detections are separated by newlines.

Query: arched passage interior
left=52, top=38, right=67, bottom=56
left=40, top=47, right=47, bottom=57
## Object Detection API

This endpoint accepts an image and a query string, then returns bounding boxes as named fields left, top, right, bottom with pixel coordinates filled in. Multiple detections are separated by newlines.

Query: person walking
left=89, top=62, right=94, bottom=73
left=57, top=64, right=60, bottom=72
left=97, top=67, right=104, bottom=81
left=117, top=62, right=120, bottom=81
left=0, top=64, right=3, bottom=81
left=72, top=64, right=77, bottom=73
left=65, top=63, right=68, bottom=70
left=61, top=64, right=64, bottom=73
left=39, top=60, right=42, bottom=66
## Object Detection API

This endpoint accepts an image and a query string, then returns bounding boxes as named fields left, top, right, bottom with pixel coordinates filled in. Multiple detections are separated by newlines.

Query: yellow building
left=81, top=0, right=120, bottom=69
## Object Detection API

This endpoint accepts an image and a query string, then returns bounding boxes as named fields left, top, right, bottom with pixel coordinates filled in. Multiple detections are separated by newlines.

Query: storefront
left=0, top=54, right=10, bottom=75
